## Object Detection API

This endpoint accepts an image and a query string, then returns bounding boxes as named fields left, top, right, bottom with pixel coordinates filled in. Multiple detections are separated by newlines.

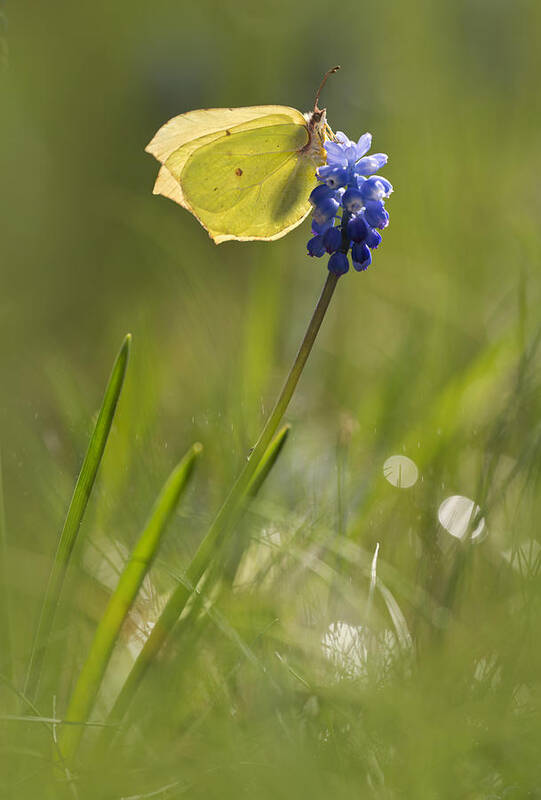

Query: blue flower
left=358, top=176, right=393, bottom=202
left=351, top=243, right=372, bottom=271
left=311, top=195, right=340, bottom=225
left=326, top=132, right=372, bottom=167
left=309, top=184, right=338, bottom=206
left=306, top=129, right=393, bottom=276
left=342, top=187, right=365, bottom=213
left=322, top=225, right=342, bottom=253
left=347, top=214, right=369, bottom=243
left=307, top=235, right=326, bottom=258
left=311, top=218, right=334, bottom=236
left=316, top=165, right=349, bottom=190
left=365, top=228, right=382, bottom=249
left=353, top=154, right=388, bottom=178
left=364, top=200, right=389, bottom=230
left=328, top=252, right=349, bottom=275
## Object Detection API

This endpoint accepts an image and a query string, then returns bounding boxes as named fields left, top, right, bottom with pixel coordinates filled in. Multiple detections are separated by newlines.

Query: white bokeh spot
left=438, top=495, right=485, bottom=541
left=321, top=621, right=400, bottom=683
left=383, top=455, right=419, bottom=488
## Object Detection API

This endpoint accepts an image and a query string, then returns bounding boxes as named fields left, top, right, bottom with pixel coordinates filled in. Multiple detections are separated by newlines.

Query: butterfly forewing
left=179, top=123, right=307, bottom=212
left=147, top=105, right=323, bottom=243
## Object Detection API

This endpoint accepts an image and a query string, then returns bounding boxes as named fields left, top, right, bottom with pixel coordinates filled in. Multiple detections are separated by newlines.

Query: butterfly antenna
left=314, top=65, right=340, bottom=111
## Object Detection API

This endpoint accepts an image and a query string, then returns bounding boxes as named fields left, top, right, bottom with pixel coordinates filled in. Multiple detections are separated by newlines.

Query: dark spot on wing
left=235, top=168, right=243, bottom=176
left=214, top=187, right=218, bottom=191
left=225, top=129, right=231, bottom=136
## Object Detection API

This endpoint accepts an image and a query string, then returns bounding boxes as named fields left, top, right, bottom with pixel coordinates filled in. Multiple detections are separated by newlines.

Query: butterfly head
left=309, top=108, right=328, bottom=144
left=304, top=65, right=340, bottom=155
left=301, top=109, right=327, bottom=162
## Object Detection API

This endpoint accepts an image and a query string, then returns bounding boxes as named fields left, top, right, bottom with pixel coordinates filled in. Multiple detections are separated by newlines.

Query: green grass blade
left=104, top=425, right=291, bottom=730
left=221, top=424, right=291, bottom=585
left=156, top=424, right=292, bottom=654
left=0, top=451, right=13, bottom=684
left=24, top=334, right=131, bottom=702
left=246, top=424, right=290, bottom=499
left=57, top=442, right=202, bottom=761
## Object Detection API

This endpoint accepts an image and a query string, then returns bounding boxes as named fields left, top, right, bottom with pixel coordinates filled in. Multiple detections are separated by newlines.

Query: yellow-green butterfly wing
left=145, top=106, right=326, bottom=244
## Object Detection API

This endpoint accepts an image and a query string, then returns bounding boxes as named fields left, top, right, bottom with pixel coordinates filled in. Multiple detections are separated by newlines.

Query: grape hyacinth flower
left=306, top=131, right=392, bottom=275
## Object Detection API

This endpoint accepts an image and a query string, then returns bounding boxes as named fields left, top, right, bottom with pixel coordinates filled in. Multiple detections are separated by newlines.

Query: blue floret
left=322, top=225, right=342, bottom=254
left=307, top=235, right=326, bottom=258
left=328, top=252, right=349, bottom=275
left=306, top=129, right=393, bottom=276
left=352, top=242, right=372, bottom=271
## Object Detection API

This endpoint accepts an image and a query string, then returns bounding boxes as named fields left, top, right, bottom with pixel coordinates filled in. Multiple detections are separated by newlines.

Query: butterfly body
left=146, top=105, right=328, bottom=244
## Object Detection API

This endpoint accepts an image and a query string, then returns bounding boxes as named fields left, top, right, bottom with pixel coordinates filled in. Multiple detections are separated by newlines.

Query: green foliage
left=1, top=0, right=541, bottom=797
left=102, top=425, right=292, bottom=738
left=59, top=441, right=202, bottom=760
left=23, top=335, right=131, bottom=703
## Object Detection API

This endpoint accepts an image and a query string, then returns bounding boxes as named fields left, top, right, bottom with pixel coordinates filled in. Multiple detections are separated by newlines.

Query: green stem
left=106, top=271, right=340, bottom=727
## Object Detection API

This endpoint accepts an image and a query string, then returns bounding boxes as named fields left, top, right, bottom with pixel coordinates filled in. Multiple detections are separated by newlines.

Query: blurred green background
left=1, top=0, right=541, bottom=797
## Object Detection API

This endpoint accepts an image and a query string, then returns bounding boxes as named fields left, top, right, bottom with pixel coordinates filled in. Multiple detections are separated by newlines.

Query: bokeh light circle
left=383, top=455, right=419, bottom=488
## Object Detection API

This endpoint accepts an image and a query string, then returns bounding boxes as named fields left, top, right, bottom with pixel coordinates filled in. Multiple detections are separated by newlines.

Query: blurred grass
left=24, top=334, right=130, bottom=703
left=59, top=441, right=201, bottom=761
left=1, top=0, right=541, bottom=797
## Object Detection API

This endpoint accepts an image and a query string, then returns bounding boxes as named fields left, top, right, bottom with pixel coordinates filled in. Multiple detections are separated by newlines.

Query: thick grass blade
left=104, top=425, right=291, bottom=731
left=24, top=334, right=131, bottom=702
left=0, top=452, right=13, bottom=684
left=57, top=442, right=202, bottom=761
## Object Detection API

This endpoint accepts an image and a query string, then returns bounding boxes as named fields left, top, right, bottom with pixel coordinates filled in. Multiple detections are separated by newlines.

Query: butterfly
left=145, top=68, right=339, bottom=244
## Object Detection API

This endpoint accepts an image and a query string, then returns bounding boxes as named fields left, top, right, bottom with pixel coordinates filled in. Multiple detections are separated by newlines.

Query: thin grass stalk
left=163, top=424, right=291, bottom=646
left=176, top=424, right=292, bottom=614
left=1, top=671, right=81, bottom=796
left=57, top=442, right=202, bottom=760
left=105, top=272, right=339, bottom=730
left=24, top=334, right=131, bottom=702
left=222, top=423, right=291, bottom=585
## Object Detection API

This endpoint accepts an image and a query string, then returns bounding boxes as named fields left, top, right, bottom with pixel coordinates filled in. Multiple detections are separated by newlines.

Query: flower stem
left=245, top=270, right=339, bottom=476
left=103, top=270, right=340, bottom=732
